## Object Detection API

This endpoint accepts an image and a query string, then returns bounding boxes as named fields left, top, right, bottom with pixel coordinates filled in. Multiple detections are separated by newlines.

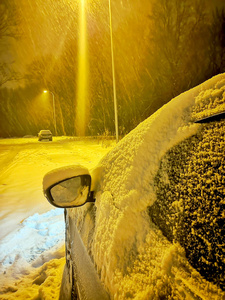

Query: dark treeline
left=0, top=0, right=225, bottom=138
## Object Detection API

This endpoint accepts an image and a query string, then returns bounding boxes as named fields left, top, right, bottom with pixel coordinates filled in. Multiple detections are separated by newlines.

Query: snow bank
left=0, top=256, right=65, bottom=299
left=0, top=208, right=65, bottom=298
left=0, top=208, right=64, bottom=269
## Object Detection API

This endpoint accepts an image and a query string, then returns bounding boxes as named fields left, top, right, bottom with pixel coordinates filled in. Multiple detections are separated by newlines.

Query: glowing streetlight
left=76, top=0, right=118, bottom=140
left=109, top=0, right=119, bottom=143
left=43, top=90, right=57, bottom=135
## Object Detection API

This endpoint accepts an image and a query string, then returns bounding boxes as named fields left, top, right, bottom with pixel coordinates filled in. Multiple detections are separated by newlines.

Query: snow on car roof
left=97, top=74, right=225, bottom=210
left=39, top=130, right=52, bottom=133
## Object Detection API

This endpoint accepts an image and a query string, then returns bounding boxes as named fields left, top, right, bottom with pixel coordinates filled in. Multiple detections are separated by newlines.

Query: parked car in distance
left=43, top=74, right=225, bottom=300
left=38, top=130, right=52, bottom=141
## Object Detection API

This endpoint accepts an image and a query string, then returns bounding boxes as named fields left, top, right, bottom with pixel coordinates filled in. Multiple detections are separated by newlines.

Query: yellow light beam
left=75, top=0, right=88, bottom=136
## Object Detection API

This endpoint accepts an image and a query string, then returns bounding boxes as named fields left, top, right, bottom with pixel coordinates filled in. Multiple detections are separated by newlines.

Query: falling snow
left=0, top=74, right=225, bottom=299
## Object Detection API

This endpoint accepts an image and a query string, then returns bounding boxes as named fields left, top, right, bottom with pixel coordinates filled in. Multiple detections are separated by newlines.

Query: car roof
left=39, top=130, right=52, bottom=133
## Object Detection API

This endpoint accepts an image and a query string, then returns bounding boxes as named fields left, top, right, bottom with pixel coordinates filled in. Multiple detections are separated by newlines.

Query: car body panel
left=49, top=74, right=225, bottom=299
left=60, top=208, right=109, bottom=300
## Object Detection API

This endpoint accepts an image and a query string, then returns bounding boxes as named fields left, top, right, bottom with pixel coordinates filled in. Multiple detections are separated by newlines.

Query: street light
left=109, top=0, right=119, bottom=143
left=43, top=90, right=57, bottom=135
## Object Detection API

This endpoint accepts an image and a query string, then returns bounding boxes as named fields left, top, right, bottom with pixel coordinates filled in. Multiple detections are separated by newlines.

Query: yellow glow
left=75, top=0, right=88, bottom=136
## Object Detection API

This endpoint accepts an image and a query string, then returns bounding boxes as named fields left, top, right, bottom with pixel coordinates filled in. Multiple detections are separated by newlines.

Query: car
left=38, top=130, right=53, bottom=141
left=43, top=73, right=225, bottom=300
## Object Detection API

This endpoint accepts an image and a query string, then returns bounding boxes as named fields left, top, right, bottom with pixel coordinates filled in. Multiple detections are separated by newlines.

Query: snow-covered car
left=43, top=73, right=225, bottom=299
left=38, top=129, right=53, bottom=141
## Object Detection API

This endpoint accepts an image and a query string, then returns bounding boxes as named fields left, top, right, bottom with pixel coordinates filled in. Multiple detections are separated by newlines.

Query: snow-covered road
left=0, top=136, right=113, bottom=239
left=0, top=136, right=114, bottom=299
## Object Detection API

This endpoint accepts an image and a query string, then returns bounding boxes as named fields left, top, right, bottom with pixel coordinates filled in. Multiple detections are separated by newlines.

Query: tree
left=209, top=8, right=225, bottom=75
left=0, top=0, right=21, bottom=86
left=146, top=0, right=211, bottom=115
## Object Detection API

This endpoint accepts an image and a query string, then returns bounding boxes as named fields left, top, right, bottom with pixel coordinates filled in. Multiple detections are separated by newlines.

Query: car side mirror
left=43, top=165, right=95, bottom=208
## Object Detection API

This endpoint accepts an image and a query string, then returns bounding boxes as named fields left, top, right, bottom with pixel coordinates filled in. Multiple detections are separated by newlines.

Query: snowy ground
left=0, top=136, right=114, bottom=299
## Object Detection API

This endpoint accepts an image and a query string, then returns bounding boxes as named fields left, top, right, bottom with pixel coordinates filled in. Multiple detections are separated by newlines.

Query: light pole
left=109, top=0, right=119, bottom=143
left=44, top=90, right=57, bottom=135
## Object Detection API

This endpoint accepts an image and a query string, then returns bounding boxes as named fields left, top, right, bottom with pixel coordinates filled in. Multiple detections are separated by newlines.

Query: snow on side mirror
left=43, top=165, right=95, bottom=208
